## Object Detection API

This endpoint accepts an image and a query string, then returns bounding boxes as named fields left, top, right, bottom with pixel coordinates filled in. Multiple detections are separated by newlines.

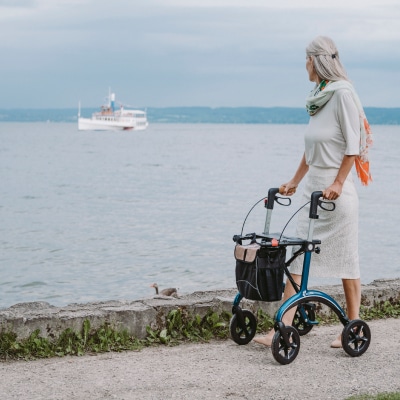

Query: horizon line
left=1, top=106, right=400, bottom=110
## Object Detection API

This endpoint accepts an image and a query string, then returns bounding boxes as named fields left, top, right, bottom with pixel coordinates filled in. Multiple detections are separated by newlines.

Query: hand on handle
left=279, top=181, right=298, bottom=196
left=322, top=182, right=342, bottom=200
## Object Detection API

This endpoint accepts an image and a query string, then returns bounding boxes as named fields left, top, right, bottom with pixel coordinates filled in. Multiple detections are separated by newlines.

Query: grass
left=346, top=393, right=400, bottom=400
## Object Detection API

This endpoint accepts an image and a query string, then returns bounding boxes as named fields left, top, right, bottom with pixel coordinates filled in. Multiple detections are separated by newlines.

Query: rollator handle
left=309, top=191, right=323, bottom=219
left=266, top=188, right=280, bottom=210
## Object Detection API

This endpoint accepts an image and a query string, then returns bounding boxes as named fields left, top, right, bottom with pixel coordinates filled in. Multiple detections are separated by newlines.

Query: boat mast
left=110, top=93, right=115, bottom=112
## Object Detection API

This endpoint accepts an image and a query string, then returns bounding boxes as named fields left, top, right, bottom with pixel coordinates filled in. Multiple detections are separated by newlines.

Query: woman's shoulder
left=332, top=86, right=359, bottom=120
left=333, top=87, right=353, bottom=97
left=330, top=81, right=356, bottom=99
left=332, top=87, right=355, bottom=107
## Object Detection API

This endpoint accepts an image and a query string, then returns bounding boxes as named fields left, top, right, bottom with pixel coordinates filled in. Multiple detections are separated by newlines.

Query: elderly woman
left=254, top=36, right=372, bottom=348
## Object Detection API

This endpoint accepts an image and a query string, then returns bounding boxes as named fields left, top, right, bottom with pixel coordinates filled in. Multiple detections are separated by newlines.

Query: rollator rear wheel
left=230, top=309, right=257, bottom=345
left=292, top=303, right=316, bottom=336
left=341, top=319, right=371, bottom=357
left=271, top=326, right=300, bottom=365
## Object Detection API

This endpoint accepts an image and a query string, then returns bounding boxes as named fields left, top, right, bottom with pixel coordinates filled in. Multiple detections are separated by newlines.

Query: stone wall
left=0, top=279, right=399, bottom=340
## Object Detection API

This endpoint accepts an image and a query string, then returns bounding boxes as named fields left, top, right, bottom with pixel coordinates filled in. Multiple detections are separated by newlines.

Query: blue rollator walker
left=230, top=187, right=371, bottom=365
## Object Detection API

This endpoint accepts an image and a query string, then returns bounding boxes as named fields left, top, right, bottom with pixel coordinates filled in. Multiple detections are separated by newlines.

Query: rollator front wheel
left=271, top=326, right=300, bottom=365
left=230, top=309, right=257, bottom=345
left=341, top=319, right=371, bottom=357
left=292, top=303, right=316, bottom=336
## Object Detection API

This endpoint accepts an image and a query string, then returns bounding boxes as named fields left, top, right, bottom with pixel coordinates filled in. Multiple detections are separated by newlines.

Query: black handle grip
left=266, top=188, right=280, bottom=210
left=309, top=191, right=323, bottom=219
left=318, top=199, right=336, bottom=212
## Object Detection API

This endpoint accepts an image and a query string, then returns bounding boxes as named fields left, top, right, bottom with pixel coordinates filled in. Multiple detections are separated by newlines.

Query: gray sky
left=1, top=0, right=399, bottom=108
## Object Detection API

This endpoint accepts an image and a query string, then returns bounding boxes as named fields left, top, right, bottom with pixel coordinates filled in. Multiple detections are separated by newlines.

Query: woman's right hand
left=279, top=181, right=298, bottom=196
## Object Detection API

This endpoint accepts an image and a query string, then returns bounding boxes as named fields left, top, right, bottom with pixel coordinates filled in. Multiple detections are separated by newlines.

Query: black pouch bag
left=234, top=243, right=286, bottom=302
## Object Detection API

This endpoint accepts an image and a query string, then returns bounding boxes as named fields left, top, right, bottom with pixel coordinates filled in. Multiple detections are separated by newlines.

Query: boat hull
left=78, top=117, right=148, bottom=131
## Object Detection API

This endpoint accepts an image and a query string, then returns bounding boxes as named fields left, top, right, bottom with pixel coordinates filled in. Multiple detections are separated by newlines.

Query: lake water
left=1, top=123, right=399, bottom=308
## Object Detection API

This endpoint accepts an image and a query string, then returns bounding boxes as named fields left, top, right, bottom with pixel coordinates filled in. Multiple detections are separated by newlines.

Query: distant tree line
left=0, top=107, right=399, bottom=124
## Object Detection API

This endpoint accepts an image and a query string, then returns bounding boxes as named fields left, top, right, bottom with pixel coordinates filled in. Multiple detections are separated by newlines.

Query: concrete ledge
left=1, top=278, right=399, bottom=340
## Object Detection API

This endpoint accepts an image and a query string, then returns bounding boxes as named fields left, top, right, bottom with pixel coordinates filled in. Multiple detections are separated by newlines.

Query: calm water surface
left=0, top=123, right=399, bottom=308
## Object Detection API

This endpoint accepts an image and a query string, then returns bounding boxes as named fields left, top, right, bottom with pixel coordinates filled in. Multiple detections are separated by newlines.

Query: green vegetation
left=346, top=393, right=400, bottom=400
left=145, top=308, right=232, bottom=345
left=1, top=300, right=399, bottom=361
left=360, top=300, right=400, bottom=320
left=0, top=308, right=272, bottom=361
left=0, top=319, right=143, bottom=360
left=307, top=300, right=400, bottom=326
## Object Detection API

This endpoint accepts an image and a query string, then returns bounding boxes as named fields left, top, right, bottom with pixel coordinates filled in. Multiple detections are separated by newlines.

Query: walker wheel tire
left=271, top=326, right=301, bottom=365
left=341, top=319, right=371, bottom=357
left=292, top=303, right=316, bottom=336
left=229, top=309, right=257, bottom=345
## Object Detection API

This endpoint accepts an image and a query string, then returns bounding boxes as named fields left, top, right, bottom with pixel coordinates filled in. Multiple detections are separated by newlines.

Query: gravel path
left=1, top=318, right=399, bottom=400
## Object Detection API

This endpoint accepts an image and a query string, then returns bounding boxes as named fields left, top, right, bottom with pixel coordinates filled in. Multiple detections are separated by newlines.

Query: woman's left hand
left=323, top=182, right=343, bottom=200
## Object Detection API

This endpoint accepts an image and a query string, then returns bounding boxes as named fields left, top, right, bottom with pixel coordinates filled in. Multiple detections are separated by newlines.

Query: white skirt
left=289, top=166, right=360, bottom=279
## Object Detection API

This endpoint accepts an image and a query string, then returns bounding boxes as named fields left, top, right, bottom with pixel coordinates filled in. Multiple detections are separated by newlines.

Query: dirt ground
left=1, top=318, right=399, bottom=400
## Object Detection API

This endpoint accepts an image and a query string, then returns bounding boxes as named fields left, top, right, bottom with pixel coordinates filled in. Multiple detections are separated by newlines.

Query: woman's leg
left=253, top=273, right=302, bottom=346
left=342, top=278, right=361, bottom=320
left=331, top=278, right=361, bottom=348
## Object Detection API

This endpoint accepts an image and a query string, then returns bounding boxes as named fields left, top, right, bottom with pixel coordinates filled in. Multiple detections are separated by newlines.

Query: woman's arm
left=280, top=153, right=309, bottom=196
left=323, top=154, right=356, bottom=200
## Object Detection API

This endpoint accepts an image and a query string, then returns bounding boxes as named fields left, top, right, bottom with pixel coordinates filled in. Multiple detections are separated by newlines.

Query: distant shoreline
left=1, top=107, right=400, bottom=125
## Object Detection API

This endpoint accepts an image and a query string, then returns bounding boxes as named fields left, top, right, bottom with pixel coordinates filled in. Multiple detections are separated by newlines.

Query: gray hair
left=306, top=36, right=348, bottom=81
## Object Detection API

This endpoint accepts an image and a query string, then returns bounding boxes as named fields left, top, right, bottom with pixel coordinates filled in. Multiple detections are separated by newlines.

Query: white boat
left=78, top=91, right=148, bottom=131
